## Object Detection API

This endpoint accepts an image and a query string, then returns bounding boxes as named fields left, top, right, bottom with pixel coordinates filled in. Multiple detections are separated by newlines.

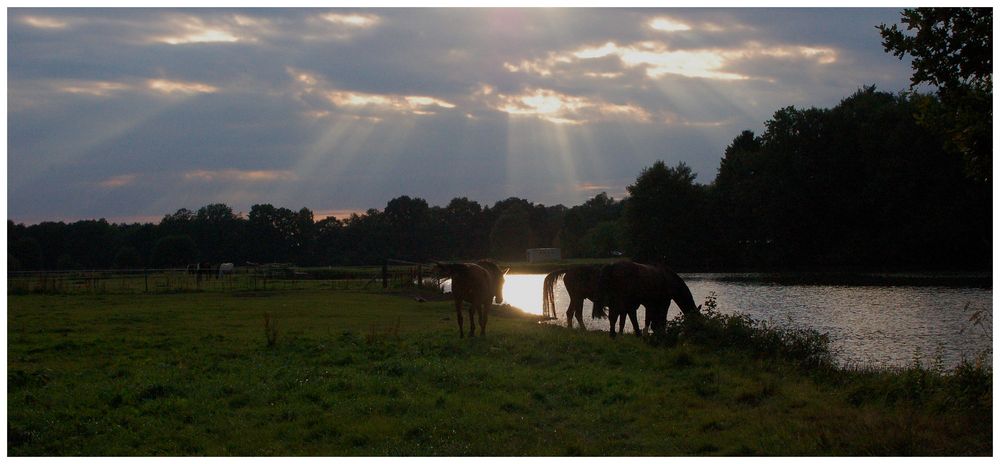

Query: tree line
left=8, top=88, right=989, bottom=271
left=8, top=8, right=990, bottom=272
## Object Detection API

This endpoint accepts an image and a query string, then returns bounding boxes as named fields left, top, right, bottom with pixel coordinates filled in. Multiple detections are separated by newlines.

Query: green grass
left=7, top=288, right=991, bottom=456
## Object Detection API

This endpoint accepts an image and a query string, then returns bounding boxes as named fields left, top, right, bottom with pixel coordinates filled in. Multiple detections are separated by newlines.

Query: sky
left=6, top=7, right=919, bottom=224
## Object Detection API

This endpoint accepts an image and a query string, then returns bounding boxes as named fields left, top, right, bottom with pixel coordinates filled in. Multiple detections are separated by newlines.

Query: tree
left=441, top=197, right=487, bottom=259
left=623, top=161, right=708, bottom=266
left=878, top=8, right=992, bottom=183
left=113, top=246, right=142, bottom=269
left=383, top=196, right=432, bottom=261
left=11, top=237, right=43, bottom=271
left=490, top=202, right=536, bottom=261
left=150, top=235, right=198, bottom=268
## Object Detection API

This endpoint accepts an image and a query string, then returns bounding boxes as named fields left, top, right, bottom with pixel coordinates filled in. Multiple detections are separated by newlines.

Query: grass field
left=7, top=287, right=992, bottom=456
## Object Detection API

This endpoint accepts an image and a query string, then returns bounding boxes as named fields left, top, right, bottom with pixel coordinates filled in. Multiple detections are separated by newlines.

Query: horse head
left=492, top=265, right=509, bottom=305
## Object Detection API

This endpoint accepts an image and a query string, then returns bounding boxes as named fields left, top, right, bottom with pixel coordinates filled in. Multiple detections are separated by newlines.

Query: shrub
left=658, top=292, right=835, bottom=369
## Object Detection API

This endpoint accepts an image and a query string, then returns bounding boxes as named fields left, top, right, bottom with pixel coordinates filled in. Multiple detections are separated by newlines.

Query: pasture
left=7, top=287, right=991, bottom=456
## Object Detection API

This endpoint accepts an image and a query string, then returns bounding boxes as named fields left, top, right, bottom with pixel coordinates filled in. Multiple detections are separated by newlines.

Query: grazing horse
left=541, top=265, right=609, bottom=328
left=435, top=262, right=505, bottom=338
left=599, top=260, right=700, bottom=338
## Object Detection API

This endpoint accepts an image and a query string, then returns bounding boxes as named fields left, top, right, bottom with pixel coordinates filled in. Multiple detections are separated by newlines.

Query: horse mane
left=474, top=259, right=502, bottom=281
left=434, top=262, right=472, bottom=276
left=541, top=268, right=569, bottom=319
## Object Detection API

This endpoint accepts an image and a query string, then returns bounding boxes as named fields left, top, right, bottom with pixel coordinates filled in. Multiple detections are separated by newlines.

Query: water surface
left=447, top=273, right=992, bottom=368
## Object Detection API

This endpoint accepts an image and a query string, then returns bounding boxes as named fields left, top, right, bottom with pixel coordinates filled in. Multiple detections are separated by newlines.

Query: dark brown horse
left=434, top=261, right=506, bottom=338
left=599, top=260, right=700, bottom=337
left=541, top=265, right=608, bottom=328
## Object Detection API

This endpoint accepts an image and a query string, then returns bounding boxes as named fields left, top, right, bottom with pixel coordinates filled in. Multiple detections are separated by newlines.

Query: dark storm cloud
left=7, top=7, right=915, bottom=223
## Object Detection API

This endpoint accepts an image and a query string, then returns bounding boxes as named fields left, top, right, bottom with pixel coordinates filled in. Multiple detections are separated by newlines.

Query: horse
left=434, top=261, right=506, bottom=338
left=599, top=260, right=700, bottom=338
left=541, top=265, right=609, bottom=329
left=473, top=259, right=508, bottom=306
left=218, top=262, right=234, bottom=278
left=188, top=262, right=217, bottom=281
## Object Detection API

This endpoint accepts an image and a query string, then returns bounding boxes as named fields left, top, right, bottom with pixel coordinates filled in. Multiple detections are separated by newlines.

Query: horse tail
left=542, top=269, right=568, bottom=320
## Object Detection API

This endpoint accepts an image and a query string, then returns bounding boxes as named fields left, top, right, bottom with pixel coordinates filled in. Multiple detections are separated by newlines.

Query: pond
left=441, top=273, right=992, bottom=368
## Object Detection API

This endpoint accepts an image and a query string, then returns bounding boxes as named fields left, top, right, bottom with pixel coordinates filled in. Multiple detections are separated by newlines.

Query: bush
left=655, top=292, right=835, bottom=369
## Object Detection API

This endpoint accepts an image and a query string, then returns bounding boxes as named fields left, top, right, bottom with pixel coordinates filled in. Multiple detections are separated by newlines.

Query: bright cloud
left=320, top=13, right=379, bottom=28
left=514, top=38, right=839, bottom=82
left=55, top=80, right=131, bottom=97
left=153, top=15, right=243, bottom=44
left=289, top=68, right=456, bottom=118
left=489, top=88, right=651, bottom=125
left=184, top=169, right=297, bottom=183
left=649, top=16, right=692, bottom=32
left=21, top=15, right=69, bottom=29
left=147, top=79, right=219, bottom=95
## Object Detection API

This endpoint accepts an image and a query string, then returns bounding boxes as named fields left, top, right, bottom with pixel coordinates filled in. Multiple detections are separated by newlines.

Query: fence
left=7, top=264, right=438, bottom=295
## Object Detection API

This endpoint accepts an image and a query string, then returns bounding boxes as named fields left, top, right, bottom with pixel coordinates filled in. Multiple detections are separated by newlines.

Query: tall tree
left=624, top=161, right=708, bottom=266
left=878, top=8, right=992, bottom=183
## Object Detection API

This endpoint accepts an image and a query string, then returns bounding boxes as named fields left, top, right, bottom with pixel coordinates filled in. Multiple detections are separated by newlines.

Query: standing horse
left=435, top=261, right=506, bottom=338
left=599, top=260, right=700, bottom=337
left=474, top=259, right=508, bottom=306
left=541, top=265, right=609, bottom=328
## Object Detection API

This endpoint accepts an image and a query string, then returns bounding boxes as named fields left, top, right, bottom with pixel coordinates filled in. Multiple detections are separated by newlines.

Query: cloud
left=486, top=87, right=652, bottom=125
left=183, top=169, right=298, bottom=183
left=98, top=174, right=141, bottom=189
left=20, top=15, right=70, bottom=29
left=318, top=12, right=379, bottom=28
left=288, top=68, right=457, bottom=119
left=147, top=78, right=219, bottom=95
left=648, top=16, right=692, bottom=32
left=6, top=8, right=918, bottom=223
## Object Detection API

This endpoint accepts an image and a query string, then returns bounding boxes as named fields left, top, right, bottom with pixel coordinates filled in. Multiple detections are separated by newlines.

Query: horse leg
left=467, top=303, right=477, bottom=338
left=652, top=301, right=671, bottom=334
left=608, top=305, right=619, bottom=338
left=567, top=297, right=583, bottom=329
left=643, top=308, right=652, bottom=336
left=628, top=305, right=641, bottom=337
left=478, top=302, right=488, bottom=336
left=618, top=302, right=633, bottom=335
left=455, top=299, right=465, bottom=338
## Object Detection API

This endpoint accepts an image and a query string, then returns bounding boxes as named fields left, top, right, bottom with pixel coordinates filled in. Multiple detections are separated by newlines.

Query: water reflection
left=443, top=273, right=992, bottom=368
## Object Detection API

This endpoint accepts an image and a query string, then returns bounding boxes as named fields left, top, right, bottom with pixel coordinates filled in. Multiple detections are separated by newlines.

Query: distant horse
left=435, top=261, right=506, bottom=338
left=541, top=265, right=609, bottom=328
left=188, top=262, right=217, bottom=281
left=599, top=260, right=700, bottom=337
left=218, top=262, right=234, bottom=278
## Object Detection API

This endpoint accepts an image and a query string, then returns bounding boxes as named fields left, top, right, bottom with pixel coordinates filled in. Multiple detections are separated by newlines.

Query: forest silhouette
left=9, top=8, right=991, bottom=272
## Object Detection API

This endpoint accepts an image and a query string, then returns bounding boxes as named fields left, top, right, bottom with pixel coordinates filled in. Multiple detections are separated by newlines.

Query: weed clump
left=263, top=312, right=278, bottom=348
left=656, top=293, right=835, bottom=369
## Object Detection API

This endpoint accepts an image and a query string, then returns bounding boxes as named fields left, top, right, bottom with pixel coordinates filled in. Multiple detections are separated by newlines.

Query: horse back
left=448, top=263, right=493, bottom=304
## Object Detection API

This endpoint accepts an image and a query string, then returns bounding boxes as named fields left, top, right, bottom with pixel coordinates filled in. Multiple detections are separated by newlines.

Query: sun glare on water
left=499, top=274, right=547, bottom=316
